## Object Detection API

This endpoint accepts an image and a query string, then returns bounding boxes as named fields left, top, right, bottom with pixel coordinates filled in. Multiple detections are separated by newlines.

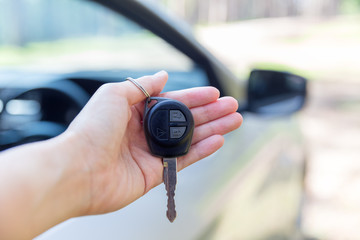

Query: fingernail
left=154, top=70, right=167, bottom=77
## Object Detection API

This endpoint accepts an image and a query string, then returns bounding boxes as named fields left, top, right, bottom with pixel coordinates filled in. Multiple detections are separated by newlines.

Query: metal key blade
left=163, top=157, right=177, bottom=222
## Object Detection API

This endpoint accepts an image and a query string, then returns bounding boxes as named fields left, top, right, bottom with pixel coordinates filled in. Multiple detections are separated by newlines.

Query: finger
left=160, top=87, right=220, bottom=108
left=192, top=112, right=243, bottom=144
left=124, top=71, right=168, bottom=105
left=191, top=96, right=239, bottom=126
left=177, top=135, right=224, bottom=171
left=133, top=86, right=220, bottom=118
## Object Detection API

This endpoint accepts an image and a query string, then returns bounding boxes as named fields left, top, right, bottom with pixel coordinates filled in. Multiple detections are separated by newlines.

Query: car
left=0, top=0, right=307, bottom=239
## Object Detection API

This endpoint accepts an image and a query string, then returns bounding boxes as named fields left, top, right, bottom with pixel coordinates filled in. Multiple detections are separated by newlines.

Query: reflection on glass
left=0, top=0, right=193, bottom=74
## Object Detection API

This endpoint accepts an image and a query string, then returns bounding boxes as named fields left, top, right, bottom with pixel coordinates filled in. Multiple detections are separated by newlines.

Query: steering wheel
left=0, top=79, right=90, bottom=150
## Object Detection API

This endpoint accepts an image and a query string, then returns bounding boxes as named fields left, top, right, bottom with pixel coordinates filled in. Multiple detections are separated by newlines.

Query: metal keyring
left=126, top=77, right=150, bottom=98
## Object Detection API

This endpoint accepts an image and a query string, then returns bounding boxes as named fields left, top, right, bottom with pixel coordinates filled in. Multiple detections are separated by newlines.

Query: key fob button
left=151, top=110, right=168, bottom=140
left=170, top=110, right=186, bottom=122
left=144, top=97, right=194, bottom=157
left=170, top=127, right=186, bottom=139
left=156, top=128, right=167, bottom=140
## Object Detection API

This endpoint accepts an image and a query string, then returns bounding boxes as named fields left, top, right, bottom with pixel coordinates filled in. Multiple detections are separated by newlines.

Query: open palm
left=68, top=71, right=242, bottom=215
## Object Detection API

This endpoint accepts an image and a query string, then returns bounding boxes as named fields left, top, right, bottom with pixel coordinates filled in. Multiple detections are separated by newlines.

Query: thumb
left=123, top=71, right=168, bottom=106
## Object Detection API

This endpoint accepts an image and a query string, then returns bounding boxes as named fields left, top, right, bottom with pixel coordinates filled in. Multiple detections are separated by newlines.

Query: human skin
left=0, top=71, right=242, bottom=239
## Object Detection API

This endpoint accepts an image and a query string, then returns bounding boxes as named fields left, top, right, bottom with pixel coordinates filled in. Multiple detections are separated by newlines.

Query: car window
left=0, top=0, right=209, bottom=90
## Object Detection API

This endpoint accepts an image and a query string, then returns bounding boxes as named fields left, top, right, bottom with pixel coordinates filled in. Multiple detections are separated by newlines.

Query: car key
left=144, top=97, right=194, bottom=222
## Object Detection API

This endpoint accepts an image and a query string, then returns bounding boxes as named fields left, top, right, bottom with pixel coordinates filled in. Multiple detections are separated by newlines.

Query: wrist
left=48, top=131, right=92, bottom=218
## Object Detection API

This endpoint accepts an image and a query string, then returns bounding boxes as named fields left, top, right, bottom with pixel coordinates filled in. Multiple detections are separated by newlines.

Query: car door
left=0, top=0, right=305, bottom=239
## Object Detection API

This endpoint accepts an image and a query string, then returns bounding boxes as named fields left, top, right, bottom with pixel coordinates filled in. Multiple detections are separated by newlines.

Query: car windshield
left=0, top=0, right=193, bottom=75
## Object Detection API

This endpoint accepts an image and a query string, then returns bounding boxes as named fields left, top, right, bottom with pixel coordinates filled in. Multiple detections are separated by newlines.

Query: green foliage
left=341, top=0, right=360, bottom=14
left=0, top=34, right=154, bottom=66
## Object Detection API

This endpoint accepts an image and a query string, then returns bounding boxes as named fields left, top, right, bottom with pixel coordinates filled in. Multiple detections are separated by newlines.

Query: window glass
left=0, top=0, right=198, bottom=79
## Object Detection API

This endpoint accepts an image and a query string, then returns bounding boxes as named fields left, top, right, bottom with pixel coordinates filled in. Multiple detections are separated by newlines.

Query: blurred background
left=1, top=0, right=360, bottom=239
left=154, top=1, right=360, bottom=239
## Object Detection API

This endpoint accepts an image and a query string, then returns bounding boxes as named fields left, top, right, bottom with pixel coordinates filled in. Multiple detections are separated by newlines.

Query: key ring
left=126, top=77, right=150, bottom=99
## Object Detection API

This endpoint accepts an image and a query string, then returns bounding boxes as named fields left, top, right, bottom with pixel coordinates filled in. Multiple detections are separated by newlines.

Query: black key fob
left=144, top=97, right=194, bottom=158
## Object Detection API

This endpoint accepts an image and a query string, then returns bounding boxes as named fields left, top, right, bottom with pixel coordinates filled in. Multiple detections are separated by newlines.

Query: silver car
left=0, top=0, right=307, bottom=239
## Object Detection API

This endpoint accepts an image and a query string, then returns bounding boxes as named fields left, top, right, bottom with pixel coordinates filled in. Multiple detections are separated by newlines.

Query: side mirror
left=247, top=69, right=307, bottom=115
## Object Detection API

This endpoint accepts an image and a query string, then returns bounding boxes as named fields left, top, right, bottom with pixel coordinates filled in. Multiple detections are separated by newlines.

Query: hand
left=67, top=71, right=243, bottom=215
left=0, top=71, right=243, bottom=239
